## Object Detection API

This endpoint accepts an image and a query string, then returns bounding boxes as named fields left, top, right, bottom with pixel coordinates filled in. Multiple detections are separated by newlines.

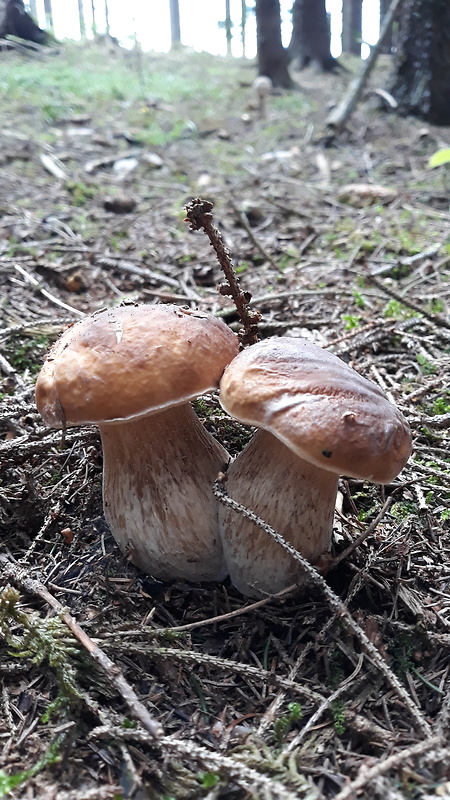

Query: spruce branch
left=213, top=479, right=432, bottom=739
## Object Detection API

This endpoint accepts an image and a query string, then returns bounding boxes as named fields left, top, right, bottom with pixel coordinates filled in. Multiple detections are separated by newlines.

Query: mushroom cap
left=36, top=304, right=239, bottom=427
left=219, top=337, right=412, bottom=484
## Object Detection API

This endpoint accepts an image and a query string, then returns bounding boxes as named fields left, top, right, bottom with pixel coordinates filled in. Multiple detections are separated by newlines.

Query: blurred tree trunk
left=169, top=0, right=181, bottom=48
left=241, top=0, right=246, bottom=56
left=104, top=0, right=109, bottom=34
left=379, top=0, right=392, bottom=52
left=342, top=0, right=361, bottom=56
left=390, top=0, right=450, bottom=124
left=77, top=0, right=86, bottom=37
left=43, top=0, right=52, bottom=30
left=288, top=0, right=340, bottom=72
left=225, top=0, right=232, bottom=55
left=256, top=0, right=293, bottom=88
left=0, top=0, right=48, bottom=43
left=380, top=0, right=402, bottom=53
left=90, top=0, right=96, bottom=33
left=28, top=0, right=37, bottom=18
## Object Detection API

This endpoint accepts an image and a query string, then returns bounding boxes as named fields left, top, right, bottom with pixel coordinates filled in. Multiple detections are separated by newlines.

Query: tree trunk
left=380, top=0, right=402, bottom=53
left=28, top=0, right=37, bottom=18
left=0, top=0, right=48, bottom=43
left=77, top=0, right=86, bottom=37
left=342, top=0, right=362, bottom=56
left=169, top=0, right=180, bottom=48
left=104, top=0, right=109, bottom=34
left=288, top=0, right=340, bottom=72
left=225, top=0, right=232, bottom=56
left=255, top=0, right=293, bottom=88
left=241, top=0, right=246, bottom=57
left=43, top=0, right=52, bottom=30
left=90, top=0, right=96, bottom=33
left=389, top=0, right=450, bottom=125
left=327, top=0, right=403, bottom=131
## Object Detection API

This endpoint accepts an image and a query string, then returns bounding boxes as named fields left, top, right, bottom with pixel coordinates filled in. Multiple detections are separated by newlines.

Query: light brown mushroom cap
left=219, top=337, right=412, bottom=484
left=36, top=304, right=239, bottom=427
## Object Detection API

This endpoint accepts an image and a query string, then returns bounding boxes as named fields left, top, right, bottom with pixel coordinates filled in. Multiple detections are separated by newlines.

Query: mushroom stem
left=219, top=429, right=338, bottom=597
left=100, top=403, right=229, bottom=582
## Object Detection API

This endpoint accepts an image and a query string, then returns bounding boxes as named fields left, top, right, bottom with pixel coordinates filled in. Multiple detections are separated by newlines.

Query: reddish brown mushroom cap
left=219, top=338, right=412, bottom=484
left=36, top=304, right=239, bottom=427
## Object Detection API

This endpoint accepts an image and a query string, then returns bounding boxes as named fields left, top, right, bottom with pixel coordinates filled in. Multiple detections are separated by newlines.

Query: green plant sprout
left=416, top=353, right=436, bottom=375
left=384, top=299, right=416, bottom=320
left=331, top=700, right=346, bottom=735
left=0, top=586, right=82, bottom=722
left=273, top=701, right=302, bottom=744
left=341, top=314, right=361, bottom=330
left=0, top=740, right=61, bottom=798
left=199, top=771, right=220, bottom=789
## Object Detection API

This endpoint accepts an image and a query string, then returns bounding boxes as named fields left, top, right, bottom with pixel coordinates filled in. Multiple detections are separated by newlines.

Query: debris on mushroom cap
left=36, top=304, right=239, bottom=427
left=219, top=337, right=412, bottom=484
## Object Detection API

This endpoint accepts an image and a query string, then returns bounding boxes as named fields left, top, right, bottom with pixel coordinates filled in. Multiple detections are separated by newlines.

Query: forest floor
left=1, top=41, right=450, bottom=800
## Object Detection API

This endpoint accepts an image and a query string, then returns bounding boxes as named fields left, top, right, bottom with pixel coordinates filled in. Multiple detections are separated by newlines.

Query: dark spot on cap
left=322, top=450, right=332, bottom=458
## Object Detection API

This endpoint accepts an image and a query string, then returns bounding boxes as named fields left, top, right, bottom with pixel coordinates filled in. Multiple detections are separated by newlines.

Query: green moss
left=4, top=334, right=49, bottom=376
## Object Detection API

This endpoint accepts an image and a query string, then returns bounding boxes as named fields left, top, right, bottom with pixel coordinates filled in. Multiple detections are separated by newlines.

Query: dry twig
left=104, top=643, right=325, bottom=706
left=229, top=196, right=281, bottom=272
left=0, top=555, right=163, bottom=739
left=14, top=264, right=85, bottom=317
left=334, top=735, right=441, bottom=800
left=213, top=480, right=432, bottom=738
left=184, top=197, right=260, bottom=346
left=90, top=724, right=320, bottom=800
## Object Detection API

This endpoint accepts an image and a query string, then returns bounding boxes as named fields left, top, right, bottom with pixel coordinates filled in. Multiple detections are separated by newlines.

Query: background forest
left=1, top=1, right=450, bottom=799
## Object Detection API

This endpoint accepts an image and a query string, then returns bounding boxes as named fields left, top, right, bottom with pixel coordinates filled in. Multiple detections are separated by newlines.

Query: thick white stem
left=219, top=429, right=338, bottom=597
left=99, top=404, right=229, bottom=581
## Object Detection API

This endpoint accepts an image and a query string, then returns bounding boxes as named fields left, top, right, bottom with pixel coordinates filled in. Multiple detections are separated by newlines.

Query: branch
left=0, top=555, right=162, bottom=739
left=326, top=0, right=403, bottom=131
left=213, top=480, right=432, bottom=738
left=184, top=197, right=260, bottom=347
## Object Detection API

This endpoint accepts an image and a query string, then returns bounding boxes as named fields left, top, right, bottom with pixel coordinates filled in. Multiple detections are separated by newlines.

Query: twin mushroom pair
left=36, top=304, right=412, bottom=597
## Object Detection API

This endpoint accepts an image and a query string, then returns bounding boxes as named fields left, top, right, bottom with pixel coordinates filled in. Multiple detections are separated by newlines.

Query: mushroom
left=218, top=338, right=412, bottom=597
left=35, top=304, right=239, bottom=582
left=252, top=75, right=273, bottom=118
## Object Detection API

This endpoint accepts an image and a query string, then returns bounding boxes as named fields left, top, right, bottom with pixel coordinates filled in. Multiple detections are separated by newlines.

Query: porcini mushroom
left=218, top=338, right=412, bottom=597
left=252, top=75, right=273, bottom=118
left=35, top=304, right=239, bottom=582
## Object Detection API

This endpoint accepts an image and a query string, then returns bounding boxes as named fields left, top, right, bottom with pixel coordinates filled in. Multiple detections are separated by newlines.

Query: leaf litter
left=0, top=43, right=450, bottom=800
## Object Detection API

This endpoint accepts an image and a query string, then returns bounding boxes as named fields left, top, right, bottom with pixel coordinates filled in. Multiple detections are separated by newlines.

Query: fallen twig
left=334, top=735, right=441, bottom=800
left=367, top=272, right=450, bottom=330
left=102, top=583, right=298, bottom=637
left=330, top=494, right=396, bottom=569
left=213, top=480, right=432, bottom=737
left=40, top=153, right=68, bottom=181
left=14, top=264, right=85, bottom=318
left=283, top=656, right=365, bottom=754
left=90, top=724, right=320, bottom=800
left=410, top=412, right=450, bottom=430
left=326, top=0, right=403, bottom=131
left=103, top=643, right=324, bottom=706
left=91, top=254, right=182, bottom=289
left=0, top=555, right=163, bottom=740
left=229, top=196, right=281, bottom=272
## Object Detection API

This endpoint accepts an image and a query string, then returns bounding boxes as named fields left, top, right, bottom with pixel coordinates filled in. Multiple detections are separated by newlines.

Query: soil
left=1, top=43, right=450, bottom=800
